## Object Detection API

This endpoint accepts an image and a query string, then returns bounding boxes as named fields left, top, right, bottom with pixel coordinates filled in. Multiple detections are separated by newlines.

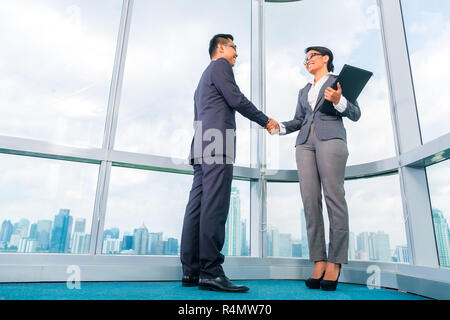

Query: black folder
left=319, top=64, right=373, bottom=115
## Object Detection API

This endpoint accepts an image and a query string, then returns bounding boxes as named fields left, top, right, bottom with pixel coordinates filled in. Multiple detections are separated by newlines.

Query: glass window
left=102, top=167, right=250, bottom=256
left=426, top=160, right=450, bottom=268
left=0, top=154, right=98, bottom=254
left=345, top=174, right=407, bottom=263
left=223, top=180, right=250, bottom=257
left=265, top=0, right=395, bottom=169
left=0, top=1, right=123, bottom=147
left=401, top=0, right=450, bottom=143
left=115, top=0, right=253, bottom=166
left=266, top=182, right=304, bottom=258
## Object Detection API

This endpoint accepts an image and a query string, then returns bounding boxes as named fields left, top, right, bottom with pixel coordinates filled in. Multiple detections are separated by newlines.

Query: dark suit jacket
left=189, top=58, right=269, bottom=164
left=282, top=75, right=361, bottom=146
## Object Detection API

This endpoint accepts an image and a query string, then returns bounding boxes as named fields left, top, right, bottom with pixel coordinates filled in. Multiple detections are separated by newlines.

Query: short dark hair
left=209, top=34, right=234, bottom=58
left=305, top=46, right=334, bottom=72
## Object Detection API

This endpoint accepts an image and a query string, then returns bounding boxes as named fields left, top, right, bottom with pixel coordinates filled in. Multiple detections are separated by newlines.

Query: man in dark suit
left=180, top=34, right=279, bottom=292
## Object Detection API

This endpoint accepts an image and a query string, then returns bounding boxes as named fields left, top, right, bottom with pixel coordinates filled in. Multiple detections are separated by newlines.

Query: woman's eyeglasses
left=303, top=52, right=323, bottom=65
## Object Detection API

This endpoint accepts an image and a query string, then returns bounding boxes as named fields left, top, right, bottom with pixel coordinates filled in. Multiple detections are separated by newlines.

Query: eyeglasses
left=223, top=43, right=237, bottom=51
left=303, top=52, right=323, bottom=65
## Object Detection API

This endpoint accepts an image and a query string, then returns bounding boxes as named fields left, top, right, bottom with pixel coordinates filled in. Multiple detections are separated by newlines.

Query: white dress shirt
left=278, top=72, right=347, bottom=135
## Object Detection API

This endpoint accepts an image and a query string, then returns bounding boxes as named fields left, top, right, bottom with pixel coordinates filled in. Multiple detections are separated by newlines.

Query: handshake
left=265, top=117, right=280, bottom=135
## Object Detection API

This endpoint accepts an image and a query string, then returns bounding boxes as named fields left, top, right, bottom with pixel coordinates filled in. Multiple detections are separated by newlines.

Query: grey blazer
left=282, top=75, right=361, bottom=146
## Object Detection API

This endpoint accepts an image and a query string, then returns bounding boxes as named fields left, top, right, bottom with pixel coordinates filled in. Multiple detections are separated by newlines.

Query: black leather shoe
left=320, top=265, right=341, bottom=291
left=182, top=275, right=199, bottom=287
left=198, top=276, right=249, bottom=293
left=305, top=271, right=325, bottom=289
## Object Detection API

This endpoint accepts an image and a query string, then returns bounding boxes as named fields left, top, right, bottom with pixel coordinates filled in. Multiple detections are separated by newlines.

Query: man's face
left=221, top=39, right=238, bottom=67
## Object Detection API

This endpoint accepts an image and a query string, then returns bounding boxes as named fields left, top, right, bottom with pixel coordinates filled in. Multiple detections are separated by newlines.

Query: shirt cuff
left=333, top=95, right=347, bottom=113
left=279, top=123, right=287, bottom=135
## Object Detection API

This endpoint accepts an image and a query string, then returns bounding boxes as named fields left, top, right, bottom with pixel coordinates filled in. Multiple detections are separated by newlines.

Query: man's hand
left=265, top=117, right=280, bottom=134
left=324, top=82, right=342, bottom=104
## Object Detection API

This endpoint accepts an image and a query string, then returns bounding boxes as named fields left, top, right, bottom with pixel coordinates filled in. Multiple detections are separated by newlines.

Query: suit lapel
left=314, top=75, right=336, bottom=112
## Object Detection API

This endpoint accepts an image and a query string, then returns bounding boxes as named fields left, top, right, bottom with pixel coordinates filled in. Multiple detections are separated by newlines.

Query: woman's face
left=304, top=50, right=329, bottom=74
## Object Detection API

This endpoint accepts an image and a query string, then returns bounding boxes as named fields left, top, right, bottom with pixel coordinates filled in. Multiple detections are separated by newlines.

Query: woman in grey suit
left=274, top=46, right=361, bottom=291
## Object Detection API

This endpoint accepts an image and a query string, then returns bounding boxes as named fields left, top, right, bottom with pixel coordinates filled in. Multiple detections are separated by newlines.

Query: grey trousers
left=296, top=123, right=349, bottom=264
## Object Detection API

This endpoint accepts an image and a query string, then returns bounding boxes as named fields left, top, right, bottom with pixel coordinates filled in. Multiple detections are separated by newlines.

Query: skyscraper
left=370, top=231, right=391, bottom=262
left=165, top=238, right=178, bottom=255
left=73, top=218, right=86, bottom=233
left=72, top=233, right=91, bottom=254
left=102, top=236, right=121, bottom=254
left=36, top=220, right=52, bottom=251
left=348, top=232, right=356, bottom=260
left=300, top=209, right=309, bottom=258
left=292, top=243, right=302, bottom=257
left=103, top=227, right=120, bottom=240
left=0, top=220, right=14, bottom=246
left=50, top=209, right=73, bottom=253
left=100, top=228, right=119, bottom=253
left=13, top=218, right=30, bottom=238
left=121, top=234, right=134, bottom=251
left=432, top=209, right=450, bottom=267
left=357, top=232, right=370, bottom=260
left=8, top=234, right=21, bottom=249
left=29, top=223, right=38, bottom=239
left=149, top=232, right=163, bottom=255
left=278, top=233, right=292, bottom=257
left=241, top=220, right=249, bottom=256
left=18, top=238, right=37, bottom=253
left=223, top=186, right=241, bottom=256
left=395, top=245, right=409, bottom=263
left=267, top=226, right=279, bottom=257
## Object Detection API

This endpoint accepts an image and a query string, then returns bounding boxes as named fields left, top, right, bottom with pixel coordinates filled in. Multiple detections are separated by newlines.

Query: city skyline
left=2, top=202, right=448, bottom=266
left=266, top=212, right=412, bottom=264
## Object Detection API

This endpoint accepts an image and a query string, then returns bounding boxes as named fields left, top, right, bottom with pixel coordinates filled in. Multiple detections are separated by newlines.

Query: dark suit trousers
left=180, top=159, right=234, bottom=279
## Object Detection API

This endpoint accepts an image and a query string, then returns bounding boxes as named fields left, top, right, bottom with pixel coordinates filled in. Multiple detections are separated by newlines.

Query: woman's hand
left=265, top=117, right=280, bottom=134
left=324, top=82, right=342, bottom=104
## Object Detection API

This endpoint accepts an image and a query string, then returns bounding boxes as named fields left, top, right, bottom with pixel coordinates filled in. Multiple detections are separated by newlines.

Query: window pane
left=115, top=0, right=252, bottom=166
left=267, top=174, right=408, bottom=263
left=103, top=167, right=250, bottom=256
left=223, top=180, right=250, bottom=257
left=346, top=174, right=408, bottom=263
left=426, top=160, right=450, bottom=268
left=0, top=154, right=98, bottom=254
left=266, top=182, right=304, bottom=258
left=265, top=0, right=395, bottom=169
left=0, top=1, right=123, bottom=147
left=401, top=0, right=450, bottom=143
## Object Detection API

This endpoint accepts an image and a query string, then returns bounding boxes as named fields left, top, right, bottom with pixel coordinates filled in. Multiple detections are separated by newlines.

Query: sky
left=0, top=0, right=448, bottom=256
left=0, top=0, right=123, bottom=148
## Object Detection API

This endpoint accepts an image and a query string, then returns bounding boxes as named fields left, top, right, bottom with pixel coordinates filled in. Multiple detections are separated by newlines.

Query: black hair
left=209, top=34, right=234, bottom=58
left=305, top=46, right=334, bottom=72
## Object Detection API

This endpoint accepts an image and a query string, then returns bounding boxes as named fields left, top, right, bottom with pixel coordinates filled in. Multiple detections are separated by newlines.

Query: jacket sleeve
left=211, top=58, right=269, bottom=128
left=339, top=98, right=361, bottom=122
left=281, top=89, right=305, bottom=135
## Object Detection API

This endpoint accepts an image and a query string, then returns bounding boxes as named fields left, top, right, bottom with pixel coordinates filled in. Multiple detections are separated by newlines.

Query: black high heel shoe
left=305, top=270, right=326, bottom=289
left=320, top=264, right=341, bottom=291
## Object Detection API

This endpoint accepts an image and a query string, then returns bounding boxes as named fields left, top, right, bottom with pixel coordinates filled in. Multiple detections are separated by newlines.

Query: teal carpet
left=0, top=280, right=428, bottom=300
